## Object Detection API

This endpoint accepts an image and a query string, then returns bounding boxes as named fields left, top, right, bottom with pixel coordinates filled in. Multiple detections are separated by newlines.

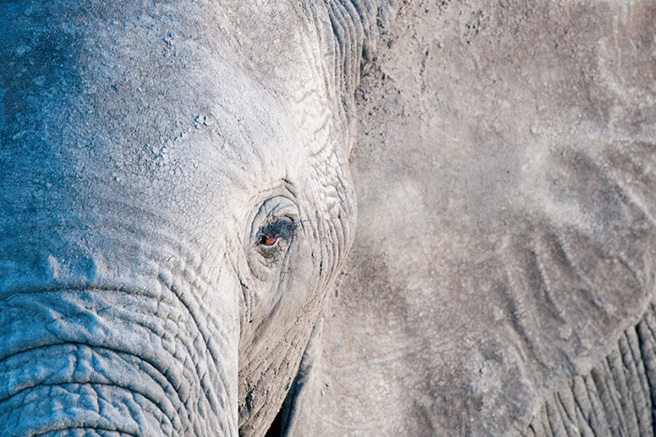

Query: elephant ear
left=283, top=1, right=656, bottom=435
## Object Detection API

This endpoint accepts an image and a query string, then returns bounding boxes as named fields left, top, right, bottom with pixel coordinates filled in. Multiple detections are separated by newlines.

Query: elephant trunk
left=0, top=284, right=239, bottom=436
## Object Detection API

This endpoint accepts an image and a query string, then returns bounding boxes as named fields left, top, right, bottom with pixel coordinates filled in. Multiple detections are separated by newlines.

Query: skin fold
left=0, top=1, right=396, bottom=435
left=3, top=0, right=655, bottom=436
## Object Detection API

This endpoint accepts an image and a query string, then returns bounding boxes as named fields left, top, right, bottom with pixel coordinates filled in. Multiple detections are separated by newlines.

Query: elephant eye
left=255, top=219, right=297, bottom=258
left=258, top=234, right=279, bottom=247
left=246, top=195, right=301, bottom=279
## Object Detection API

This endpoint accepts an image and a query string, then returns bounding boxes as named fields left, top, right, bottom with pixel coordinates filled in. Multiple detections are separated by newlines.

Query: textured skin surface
left=288, top=0, right=656, bottom=436
left=3, top=0, right=656, bottom=436
left=0, top=1, right=402, bottom=435
left=525, top=303, right=656, bottom=436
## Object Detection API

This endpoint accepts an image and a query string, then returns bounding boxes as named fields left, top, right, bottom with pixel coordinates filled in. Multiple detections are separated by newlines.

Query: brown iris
left=254, top=219, right=297, bottom=258
left=259, top=234, right=279, bottom=246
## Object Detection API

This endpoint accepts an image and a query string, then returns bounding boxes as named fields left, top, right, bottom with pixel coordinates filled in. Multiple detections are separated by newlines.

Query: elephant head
left=4, top=0, right=656, bottom=436
left=0, top=1, right=398, bottom=435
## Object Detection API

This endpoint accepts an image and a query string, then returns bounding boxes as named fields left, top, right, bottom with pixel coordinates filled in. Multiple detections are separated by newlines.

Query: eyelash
left=255, top=219, right=297, bottom=257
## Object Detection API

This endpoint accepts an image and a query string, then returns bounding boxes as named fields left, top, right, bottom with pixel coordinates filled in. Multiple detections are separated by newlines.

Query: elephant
left=1, top=0, right=397, bottom=435
left=1, top=1, right=656, bottom=437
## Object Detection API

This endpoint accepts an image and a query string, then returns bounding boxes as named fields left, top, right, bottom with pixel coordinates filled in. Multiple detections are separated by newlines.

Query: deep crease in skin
left=0, top=286, right=203, bottom=368
left=36, top=430, right=135, bottom=437
left=339, top=1, right=364, bottom=89
left=34, top=427, right=139, bottom=437
left=0, top=284, right=229, bottom=433
left=153, top=274, right=234, bottom=427
left=524, top=305, right=656, bottom=435
left=2, top=382, right=174, bottom=435
left=625, top=332, right=650, bottom=432
left=636, top=316, right=656, bottom=431
left=332, top=1, right=356, bottom=91
left=0, top=362, right=184, bottom=435
left=327, top=2, right=346, bottom=100
left=297, top=7, right=340, bottom=131
left=0, top=344, right=185, bottom=427
left=1, top=286, right=210, bottom=382
left=0, top=262, right=232, bottom=413
left=1, top=383, right=171, bottom=437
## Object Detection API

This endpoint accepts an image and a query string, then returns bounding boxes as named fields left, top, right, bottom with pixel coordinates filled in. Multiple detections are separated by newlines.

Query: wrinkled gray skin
left=2, top=1, right=656, bottom=437
left=290, top=1, right=656, bottom=436
left=0, top=1, right=397, bottom=435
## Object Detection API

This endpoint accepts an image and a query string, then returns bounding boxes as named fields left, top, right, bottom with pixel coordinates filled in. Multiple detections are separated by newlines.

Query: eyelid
left=256, top=220, right=297, bottom=245
left=246, top=196, right=300, bottom=278
left=250, top=197, right=299, bottom=235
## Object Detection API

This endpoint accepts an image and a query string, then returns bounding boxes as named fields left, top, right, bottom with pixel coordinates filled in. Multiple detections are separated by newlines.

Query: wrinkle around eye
left=256, top=220, right=297, bottom=247
left=245, top=195, right=301, bottom=280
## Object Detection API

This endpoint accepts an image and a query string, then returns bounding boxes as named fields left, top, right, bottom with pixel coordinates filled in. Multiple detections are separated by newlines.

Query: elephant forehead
left=0, top=8, right=317, bottom=307
left=1, top=3, right=307, bottom=236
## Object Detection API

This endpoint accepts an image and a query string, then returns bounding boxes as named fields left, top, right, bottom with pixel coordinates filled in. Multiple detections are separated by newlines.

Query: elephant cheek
left=0, top=286, right=239, bottom=436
